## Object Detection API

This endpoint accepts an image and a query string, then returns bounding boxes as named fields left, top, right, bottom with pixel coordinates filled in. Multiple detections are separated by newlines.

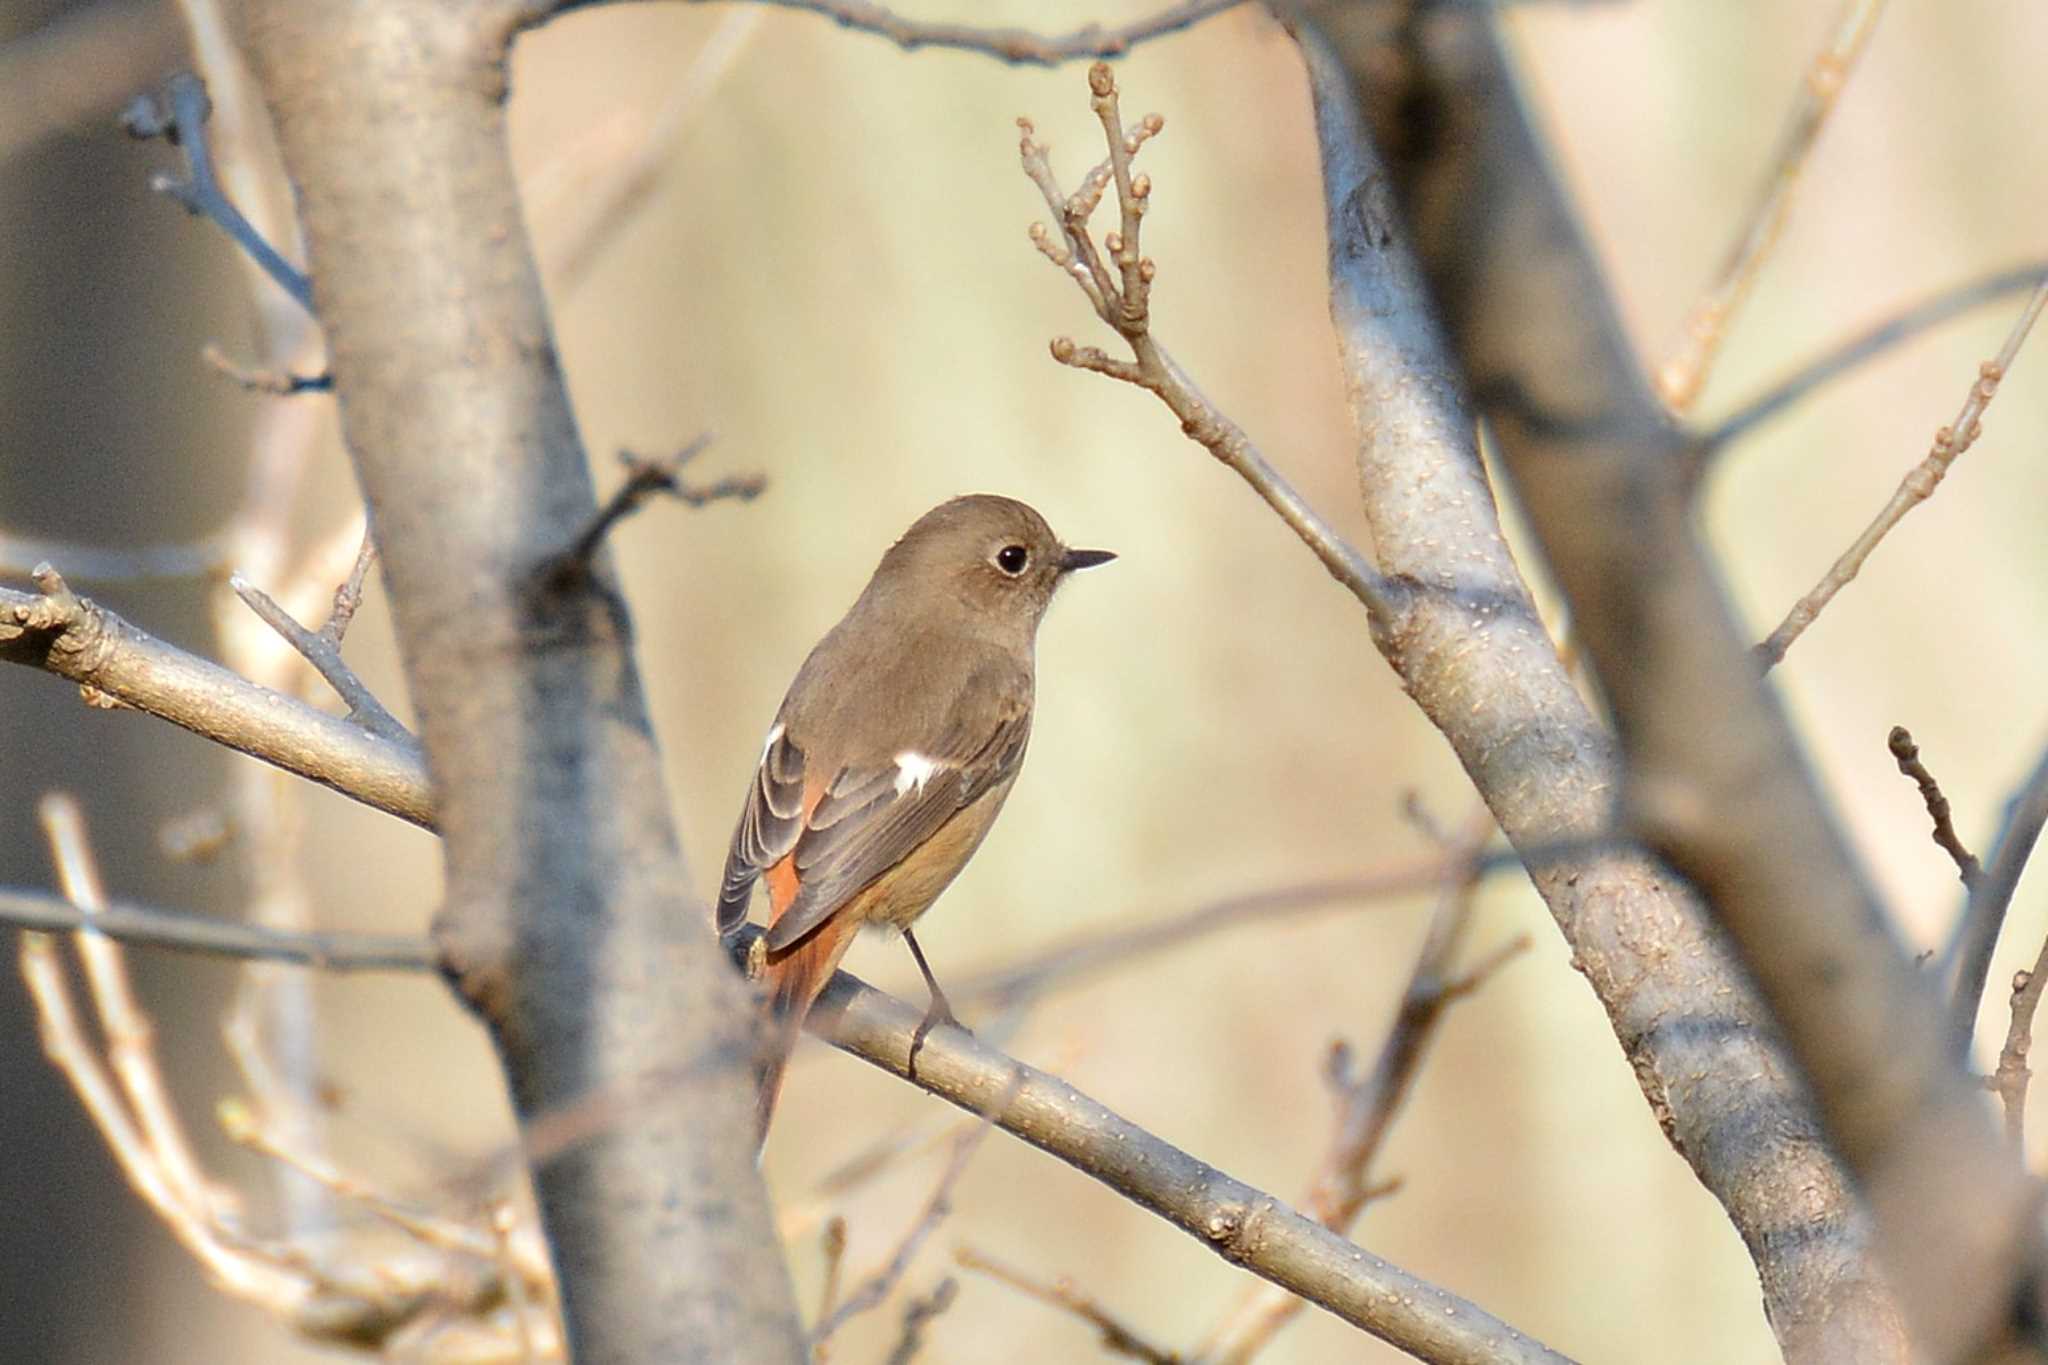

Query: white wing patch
left=893, top=751, right=940, bottom=796
left=759, top=722, right=785, bottom=764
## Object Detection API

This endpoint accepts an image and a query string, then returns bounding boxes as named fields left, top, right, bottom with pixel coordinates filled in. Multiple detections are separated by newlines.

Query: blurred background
left=3, top=1, right=2047, bottom=1360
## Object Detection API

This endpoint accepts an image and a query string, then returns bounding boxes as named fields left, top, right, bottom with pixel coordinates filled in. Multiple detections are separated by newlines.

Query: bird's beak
left=1059, top=547, right=1117, bottom=573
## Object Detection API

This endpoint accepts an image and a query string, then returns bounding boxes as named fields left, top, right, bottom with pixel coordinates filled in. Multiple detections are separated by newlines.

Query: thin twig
left=1696, top=259, right=2048, bottom=457
left=1018, top=65, right=1397, bottom=621
left=122, top=72, right=315, bottom=314
left=1994, top=933, right=2048, bottom=1150
left=319, top=517, right=379, bottom=647
left=202, top=342, right=333, bottom=394
left=1755, top=273, right=2048, bottom=668
left=883, top=1278, right=958, bottom=1365
left=811, top=1070, right=1021, bottom=1345
left=1890, top=727, right=1982, bottom=890
left=231, top=573, right=411, bottom=743
left=1958, top=742, right=2048, bottom=1074
left=0, top=572, right=434, bottom=829
left=1196, top=814, right=1522, bottom=1364
left=955, top=841, right=1584, bottom=1011
left=553, top=0, right=1247, bottom=66
left=805, top=945, right=1575, bottom=1364
left=957, top=1245, right=1182, bottom=1363
left=552, top=439, right=762, bottom=577
left=544, top=8, right=766, bottom=294
left=815, top=1215, right=848, bottom=1337
left=1655, top=0, right=1890, bottom=413
left=0, top=884, right=435, bottom=972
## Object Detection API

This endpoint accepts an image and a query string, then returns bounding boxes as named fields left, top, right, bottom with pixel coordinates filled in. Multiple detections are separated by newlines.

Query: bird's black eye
left=995, top=544, right=1030, bottom=576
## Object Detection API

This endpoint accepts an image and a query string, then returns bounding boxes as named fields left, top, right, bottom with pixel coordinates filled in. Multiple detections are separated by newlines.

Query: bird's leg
left=903, top=927, right=966, bottom=1082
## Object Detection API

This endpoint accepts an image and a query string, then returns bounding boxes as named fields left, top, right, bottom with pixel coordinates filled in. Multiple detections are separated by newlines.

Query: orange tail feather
left=754, top=913, right=859, bottom=1148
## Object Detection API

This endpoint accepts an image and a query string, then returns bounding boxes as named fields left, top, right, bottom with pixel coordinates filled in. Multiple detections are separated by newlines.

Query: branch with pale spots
left=1018, top=63, right=1396, bottom=621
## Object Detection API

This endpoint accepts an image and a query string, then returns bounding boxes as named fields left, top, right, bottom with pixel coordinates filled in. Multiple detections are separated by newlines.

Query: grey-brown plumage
left=719, top=494, right=1112, bottom=1143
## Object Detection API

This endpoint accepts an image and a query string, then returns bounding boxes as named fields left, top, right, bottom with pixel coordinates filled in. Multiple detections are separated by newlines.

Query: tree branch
left=0, top=875, right=1576, bottom=1363
left=806, top=952, right=1577, bottom=1365
left=0, top=569, right=434, bottom=828
left=0, top=884, right=435, bottom=972
left=555, top=0, right=1249, bottom=65
left=234, top=4, right=802, bottom=1362
left=1754, top=273, right=2048, bottom=668
left=1331, top=4, right=2038, bottom=1358
left=1019, top=66, right=1399, bottom=622
left=1654, top=0, right=1889, bottom=414
left=1696, top=258, right=2048, bottom=458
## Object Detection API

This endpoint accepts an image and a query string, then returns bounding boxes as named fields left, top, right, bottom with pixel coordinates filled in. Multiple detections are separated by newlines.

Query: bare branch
left=810, top=1071, right=1018, bottom=1345
left=1018, top=66, right=1398, bottom=621
left=543, top=8, right=767, bottom=294
left=318, top=517, right=379, bottom=647
left=1994, top=931, right=2048, bottom=1150
left=1288, top=18, right=1908, bottom=1359
left=958, top=1245, right=1184, bottom=1364
left=1697, top=259, right=2048, bottom=457
left=201, top=342, right=334, bottom=394
left=1890, top=727, right=1983, bottom=891
left=0, top=884, right=434, bottom=972
left=1337, top=5, right=2033, bottom=1356
left=237, top=5, right=799, bottom=1358
left=231, top=573, right=412, bottom=743
left=1755, top=273, right=2048, bottom=668
left=806, top=948, right=1576, bottom=1365
left=553, top=0, right=1247, bottom=66
left=1656, top=0, right=1890, bottom=412
left=1960, top=742, right=2048, bottom=1073
left=123, top=72, right=315, bottom=314
left=552, top=439, right=763, bottom=580
left=883, top=1278, right=958, bottom=1365
left=0, top=571, right=434, bottom=829
left=1197, top=825, right=1520, bottom=1364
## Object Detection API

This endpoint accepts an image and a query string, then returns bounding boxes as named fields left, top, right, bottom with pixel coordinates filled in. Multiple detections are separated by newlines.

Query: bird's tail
left=754, top=914, right=860, bottom=1149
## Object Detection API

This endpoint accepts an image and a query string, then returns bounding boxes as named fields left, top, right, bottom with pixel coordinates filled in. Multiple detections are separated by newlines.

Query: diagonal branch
left=805, top=953, right=1575, bottom=1365
left=1754, top=273, right=2048, bottom=668
left=1331, top=5, right=2039, bottom=1359
left=1018, top=65, right=1397, bottom=621
left=1655, top=0, right=1890, bottom=413
left=0, top=569, right=433, bottom=828
left=0, top=876, right=1575, bottom=1365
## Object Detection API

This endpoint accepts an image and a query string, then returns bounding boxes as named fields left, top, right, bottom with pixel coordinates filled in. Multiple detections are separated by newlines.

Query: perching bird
left=717, top=494, right=1113, bottom=1144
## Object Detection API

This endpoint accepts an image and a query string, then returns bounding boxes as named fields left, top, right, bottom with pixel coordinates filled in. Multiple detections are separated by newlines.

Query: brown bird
left=717, top=494, right=1113, bottom=1144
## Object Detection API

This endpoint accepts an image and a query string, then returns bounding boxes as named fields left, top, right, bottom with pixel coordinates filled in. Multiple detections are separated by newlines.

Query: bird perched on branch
left=717, top=494, right=1113, bottom=1145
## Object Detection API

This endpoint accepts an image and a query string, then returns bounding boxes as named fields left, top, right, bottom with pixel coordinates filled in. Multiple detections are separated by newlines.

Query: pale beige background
left=7, top=3, right=2048, bottom=1362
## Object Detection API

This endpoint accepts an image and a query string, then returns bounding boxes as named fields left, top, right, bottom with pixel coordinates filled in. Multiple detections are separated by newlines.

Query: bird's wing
left=717, top=675, right=1031, bottom=949
left=766, top=705, right=1030, bottom=951
left=716, top=722, right=810, bottom=937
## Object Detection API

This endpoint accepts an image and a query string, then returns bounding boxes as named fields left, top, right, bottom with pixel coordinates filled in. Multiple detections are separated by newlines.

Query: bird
left=716, top=493, right=1113, bottom=1145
